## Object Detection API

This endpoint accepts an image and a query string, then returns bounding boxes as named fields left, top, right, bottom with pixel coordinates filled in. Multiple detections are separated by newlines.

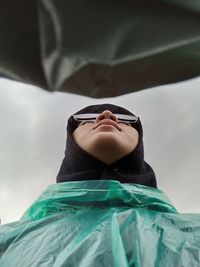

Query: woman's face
left=72, top=110, right=139, bottom=165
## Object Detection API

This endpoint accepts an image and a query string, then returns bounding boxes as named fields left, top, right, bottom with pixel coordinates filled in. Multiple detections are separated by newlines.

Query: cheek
left=132, top=132, right=139, bottom=147
left=72, top=125, right=92, bottom=144
left=123, top=127, right=139, bottom=147
left=72, top=131, right=79, bottom=144
left=73, top=130, right=84, bottom=145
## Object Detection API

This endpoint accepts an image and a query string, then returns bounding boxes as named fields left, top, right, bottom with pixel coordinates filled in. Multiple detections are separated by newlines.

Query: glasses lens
left=73, top=114, right=98, bottom=121
left=115, top=114, right=138, bottom=123
left=73, top=113, right=139, bottom=123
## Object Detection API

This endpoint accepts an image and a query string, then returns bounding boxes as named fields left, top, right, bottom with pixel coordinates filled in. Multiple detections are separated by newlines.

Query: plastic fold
left=0, top=180, right=200, bottom=266
left=0, top=1, right=200, bottom=97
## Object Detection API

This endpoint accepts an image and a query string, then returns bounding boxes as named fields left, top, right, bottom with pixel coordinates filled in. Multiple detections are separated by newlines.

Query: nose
left=96, top=110, right=118, bottom=123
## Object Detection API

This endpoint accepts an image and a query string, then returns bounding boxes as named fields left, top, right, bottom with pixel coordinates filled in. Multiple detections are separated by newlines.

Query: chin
left=87, top=137, right=131, bottom=165
left=93, top=131, right=122, bottom=144
left=89, top=133, right=129, bottom=154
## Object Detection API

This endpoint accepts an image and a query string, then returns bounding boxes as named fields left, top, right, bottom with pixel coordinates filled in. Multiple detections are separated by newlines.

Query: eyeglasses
left=73, top=113, right=139, bottom=125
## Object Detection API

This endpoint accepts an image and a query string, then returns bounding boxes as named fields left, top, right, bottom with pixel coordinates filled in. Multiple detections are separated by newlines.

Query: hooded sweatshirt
left=56, top=104, right=157, bottom=188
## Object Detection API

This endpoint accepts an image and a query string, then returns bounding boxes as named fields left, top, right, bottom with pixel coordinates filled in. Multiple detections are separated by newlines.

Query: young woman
left=1, top=104, right=199, bottom=267
left=56, top=103, right=157, bottom=188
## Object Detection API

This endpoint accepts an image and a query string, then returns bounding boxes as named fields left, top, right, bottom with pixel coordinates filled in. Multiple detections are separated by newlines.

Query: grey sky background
left=0, top=77, right=200, bottom=224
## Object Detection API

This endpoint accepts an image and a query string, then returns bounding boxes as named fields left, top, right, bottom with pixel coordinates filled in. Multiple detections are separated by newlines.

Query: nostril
left=98, top=114, right=105, bottom=121
left=110, top=115, right=117, bottom=121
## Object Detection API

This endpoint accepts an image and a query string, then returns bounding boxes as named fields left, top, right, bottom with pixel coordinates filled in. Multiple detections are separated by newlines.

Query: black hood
left=56, top=104, right=157, bottom=188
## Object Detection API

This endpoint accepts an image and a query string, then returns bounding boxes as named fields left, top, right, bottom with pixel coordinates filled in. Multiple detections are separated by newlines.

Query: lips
left=93, top=119, right=121, bottom=131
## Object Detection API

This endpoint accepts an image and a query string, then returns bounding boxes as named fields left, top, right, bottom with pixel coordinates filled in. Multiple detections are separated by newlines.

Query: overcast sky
left=0, top=77, right=200, bottom=224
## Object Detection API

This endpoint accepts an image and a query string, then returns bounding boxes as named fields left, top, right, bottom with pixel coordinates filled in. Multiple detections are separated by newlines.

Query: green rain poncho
left=0, top=180, right=200, bottom=266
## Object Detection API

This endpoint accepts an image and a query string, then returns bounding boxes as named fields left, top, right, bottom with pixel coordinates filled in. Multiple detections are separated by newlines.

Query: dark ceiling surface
left=0, top=0, right=200, bottom=97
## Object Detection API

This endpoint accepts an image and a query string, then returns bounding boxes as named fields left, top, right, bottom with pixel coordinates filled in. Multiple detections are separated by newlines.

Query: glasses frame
left=73, top=113, right=139, bottom=125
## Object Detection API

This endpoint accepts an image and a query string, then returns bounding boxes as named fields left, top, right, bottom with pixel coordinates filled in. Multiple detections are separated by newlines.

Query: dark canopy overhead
left=1, top=0, right=200, bottom=97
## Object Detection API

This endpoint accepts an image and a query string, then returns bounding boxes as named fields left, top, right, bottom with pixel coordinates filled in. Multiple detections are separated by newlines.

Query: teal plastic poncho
left=1, top=180, right=200, bottom=266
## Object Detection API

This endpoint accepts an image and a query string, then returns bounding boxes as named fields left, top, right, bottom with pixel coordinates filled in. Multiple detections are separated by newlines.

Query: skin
left=73, top=110, right=139, bottom=165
